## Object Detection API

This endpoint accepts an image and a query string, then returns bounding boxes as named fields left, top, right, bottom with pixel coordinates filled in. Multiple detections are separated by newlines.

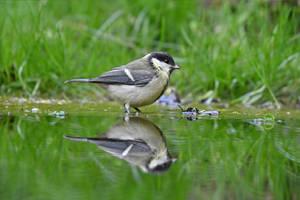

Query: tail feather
left=64, top=136, right=89, bottom=142
left=64, top=79, right=90, bottom=84
left=64, top=136, right=101, bottom=144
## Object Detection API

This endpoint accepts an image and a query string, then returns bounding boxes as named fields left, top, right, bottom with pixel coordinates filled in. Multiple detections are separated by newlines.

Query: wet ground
left=0, top=98, right=299, bottom=199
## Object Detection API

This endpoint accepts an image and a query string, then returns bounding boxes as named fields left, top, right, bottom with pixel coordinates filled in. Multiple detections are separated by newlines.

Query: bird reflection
left=65, top=117, right=177, bottom=174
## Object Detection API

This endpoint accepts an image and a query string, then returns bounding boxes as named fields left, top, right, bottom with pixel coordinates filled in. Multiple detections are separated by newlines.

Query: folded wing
left=89, top=59, right=156, bottom=86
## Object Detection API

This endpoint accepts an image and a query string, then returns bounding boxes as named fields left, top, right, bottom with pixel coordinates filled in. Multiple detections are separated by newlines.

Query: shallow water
left=0, top=99, right=299, bottom=199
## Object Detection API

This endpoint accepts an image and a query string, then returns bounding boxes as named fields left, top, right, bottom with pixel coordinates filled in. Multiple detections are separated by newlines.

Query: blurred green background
left=0, top=0, right=299, bottom=107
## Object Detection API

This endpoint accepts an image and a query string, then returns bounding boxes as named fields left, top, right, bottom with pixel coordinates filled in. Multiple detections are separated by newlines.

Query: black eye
left=164, top=59, right=169, bottom=64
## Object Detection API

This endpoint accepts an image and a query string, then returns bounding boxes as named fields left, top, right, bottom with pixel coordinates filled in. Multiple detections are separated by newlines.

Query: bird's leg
left=134, top=107, right=141, bottom=113
left=124, top=103, right=130, bottom=114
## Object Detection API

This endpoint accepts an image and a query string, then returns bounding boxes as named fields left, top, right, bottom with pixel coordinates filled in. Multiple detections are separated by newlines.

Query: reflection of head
left=65, top=117, right=177, bottom=174
left=146, top=157, right=177, bottom=174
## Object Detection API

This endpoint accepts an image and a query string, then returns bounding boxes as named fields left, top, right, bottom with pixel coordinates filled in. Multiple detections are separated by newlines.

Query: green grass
left=0, top=0, right=299, bottom=107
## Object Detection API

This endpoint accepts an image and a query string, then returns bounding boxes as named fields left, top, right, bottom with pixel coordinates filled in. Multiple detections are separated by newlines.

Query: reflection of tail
left=64, top=136, right=100, bottom=144
left=64, top=136, right=123, bottom=146
left=64, top=79, right=90, bottom=84
left=65, top=135, right=151, bottom=157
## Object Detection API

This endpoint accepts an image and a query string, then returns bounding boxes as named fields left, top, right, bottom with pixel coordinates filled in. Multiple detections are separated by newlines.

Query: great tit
left=65, top=117, right=177, bottom=174
left=65, top=52, right=180, bottom=113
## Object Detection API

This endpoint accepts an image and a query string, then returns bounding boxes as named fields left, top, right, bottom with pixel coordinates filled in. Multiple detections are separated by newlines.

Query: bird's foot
left=124, top=104, right=142, bottom=116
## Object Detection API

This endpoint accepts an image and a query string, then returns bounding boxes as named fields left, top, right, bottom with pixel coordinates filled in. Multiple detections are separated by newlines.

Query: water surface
left=0, top=99, right=299, bottom=199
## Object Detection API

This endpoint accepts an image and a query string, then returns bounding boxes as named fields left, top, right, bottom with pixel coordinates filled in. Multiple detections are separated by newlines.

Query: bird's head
left=147, top=52, right=181, bottom=74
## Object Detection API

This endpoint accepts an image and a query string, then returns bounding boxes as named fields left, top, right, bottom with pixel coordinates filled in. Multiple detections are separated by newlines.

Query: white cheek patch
left=151, top=58, right=170, bottom=72
left=124, top=68, right=135, bottom=82
left=148, top=154, right=168, bottom=169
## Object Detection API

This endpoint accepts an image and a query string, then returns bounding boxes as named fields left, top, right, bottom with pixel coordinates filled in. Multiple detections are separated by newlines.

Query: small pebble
left=56, top=111, right=65, bottom=116
left=32, top=108, right=39, bottom=113
left=48, top=111, right=66, bottom=118
left=199, top=110, right=219, bottom=116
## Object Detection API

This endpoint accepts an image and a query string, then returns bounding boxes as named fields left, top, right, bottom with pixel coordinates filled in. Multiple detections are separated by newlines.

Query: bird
left=65, top=117, right=177, bottom=174
left=65, top=52, right=180, bottom=113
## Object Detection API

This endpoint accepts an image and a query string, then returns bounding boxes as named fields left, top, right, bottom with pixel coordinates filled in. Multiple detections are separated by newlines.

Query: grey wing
left=89, top=59, right=155, bottom=86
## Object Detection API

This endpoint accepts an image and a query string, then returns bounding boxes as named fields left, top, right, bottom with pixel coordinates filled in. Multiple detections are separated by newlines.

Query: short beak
left=172, top=64, right=181, bottom=70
